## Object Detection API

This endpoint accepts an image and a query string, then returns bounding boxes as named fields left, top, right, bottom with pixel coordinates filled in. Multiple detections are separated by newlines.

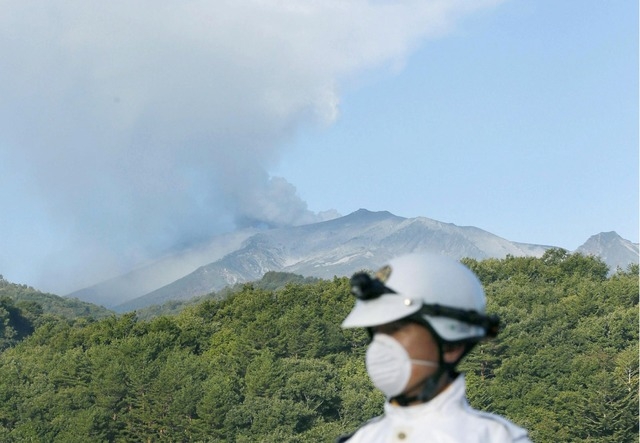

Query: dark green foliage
left=256, top=271, right=321, bottom=291
left=0, top=275, right=112, bottom=323
left=134, top=271, right=321, bottom=320
left=0, top=251, right=637, bottom=442
left=460, top=251, right=638, bottom=442
left=0, top=297, right=35, bottom=351
left=0, top=272, right=113, bottom=351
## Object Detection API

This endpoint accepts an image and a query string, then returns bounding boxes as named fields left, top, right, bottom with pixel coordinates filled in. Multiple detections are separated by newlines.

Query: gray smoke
left=0, top=0, right=503, bottom=293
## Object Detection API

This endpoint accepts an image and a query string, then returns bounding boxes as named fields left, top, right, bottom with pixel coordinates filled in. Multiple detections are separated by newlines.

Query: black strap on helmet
left=350, top=272, right=500, bottom=338
left=351, top=271, right=501, bottom=406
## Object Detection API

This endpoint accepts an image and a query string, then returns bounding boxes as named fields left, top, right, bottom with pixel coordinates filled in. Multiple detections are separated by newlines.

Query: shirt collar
left=383, top=374, right=467, bottom=418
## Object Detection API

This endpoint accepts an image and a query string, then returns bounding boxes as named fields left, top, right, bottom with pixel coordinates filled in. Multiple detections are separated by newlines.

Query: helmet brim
left=341, top=294, right=422, bottom=328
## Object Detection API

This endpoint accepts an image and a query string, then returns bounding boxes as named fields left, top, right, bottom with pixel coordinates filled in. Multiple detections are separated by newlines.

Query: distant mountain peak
left=67, top=211, right=638, bottom=312
left=577, top=231, right=639, bottom=273
left=345, top=208, right=403, bottom=221
left=351, top=208, right=395, bottom=216
left=583, top=231, right=622, bottom=243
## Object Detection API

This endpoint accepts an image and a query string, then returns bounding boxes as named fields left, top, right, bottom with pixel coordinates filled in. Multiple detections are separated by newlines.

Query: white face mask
left=365, top=334, right=438, bottom=398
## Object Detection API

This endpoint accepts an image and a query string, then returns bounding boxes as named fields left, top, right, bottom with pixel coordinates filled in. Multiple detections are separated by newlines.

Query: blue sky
left=0, top=0, right=637, bottom=294
left=275, top=1, right=638, bottom=249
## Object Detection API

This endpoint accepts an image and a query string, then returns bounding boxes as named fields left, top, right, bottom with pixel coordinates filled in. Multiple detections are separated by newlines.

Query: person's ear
left=442, top=344, right=465, bottom=364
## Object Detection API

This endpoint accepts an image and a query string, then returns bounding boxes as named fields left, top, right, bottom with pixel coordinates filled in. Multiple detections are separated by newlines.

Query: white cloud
left=0, top=0, right=504, bottom=292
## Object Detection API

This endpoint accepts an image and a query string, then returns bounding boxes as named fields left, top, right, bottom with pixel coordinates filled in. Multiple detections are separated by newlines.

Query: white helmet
left=342, top=253, right=498, bottom=342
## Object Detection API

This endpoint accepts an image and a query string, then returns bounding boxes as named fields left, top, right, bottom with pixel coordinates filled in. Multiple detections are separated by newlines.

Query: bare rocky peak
left=576, top=231, right=639, bottom=272
left=113, top=210, right=550, bottom=311
left=70, top=209, right=637, bottom=312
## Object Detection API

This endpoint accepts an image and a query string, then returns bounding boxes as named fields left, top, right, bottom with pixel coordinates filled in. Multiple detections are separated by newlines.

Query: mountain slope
left=69, top=209, right=637, bottom=312
left=1, top=276, right=112, bottom=319
left=576, top=231, right=639, bottom=272
left=114, top=209, right=551, bottom=311
left=68, top=228, right=257, bottom=307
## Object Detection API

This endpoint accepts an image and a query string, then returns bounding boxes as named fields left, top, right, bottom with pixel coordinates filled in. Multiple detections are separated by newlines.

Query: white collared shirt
left=344, top=375, right=531, bottom=443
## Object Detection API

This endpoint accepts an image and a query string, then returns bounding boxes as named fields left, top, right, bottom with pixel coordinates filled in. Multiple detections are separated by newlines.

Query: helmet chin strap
left=378, top=313, right=481, bottom=407
left=390, top=369, right=450, bottom=406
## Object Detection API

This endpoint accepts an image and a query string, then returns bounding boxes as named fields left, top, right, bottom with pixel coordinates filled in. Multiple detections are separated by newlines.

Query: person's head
left=342, top=253, right=499, bottom=405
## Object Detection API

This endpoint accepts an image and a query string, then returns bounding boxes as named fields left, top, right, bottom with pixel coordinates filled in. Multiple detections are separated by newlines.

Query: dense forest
left=0, top=250, right=637, bottom=442
left=0, top=277, right=112, bottom=351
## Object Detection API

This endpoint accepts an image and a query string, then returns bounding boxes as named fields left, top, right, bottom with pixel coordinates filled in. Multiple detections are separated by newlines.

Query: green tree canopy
left=0, top=251, right=637, bottom=442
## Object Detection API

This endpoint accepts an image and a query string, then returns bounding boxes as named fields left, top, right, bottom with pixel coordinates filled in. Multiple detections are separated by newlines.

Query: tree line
left=0, top=250, right=637, bottom=442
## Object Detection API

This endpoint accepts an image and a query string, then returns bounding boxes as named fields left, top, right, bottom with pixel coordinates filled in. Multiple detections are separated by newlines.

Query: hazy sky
left=1, top=0, right=637, bottom=294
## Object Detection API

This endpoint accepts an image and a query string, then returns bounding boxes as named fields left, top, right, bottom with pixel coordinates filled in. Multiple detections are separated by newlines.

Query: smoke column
left=0, top=0, right=503, bottom=293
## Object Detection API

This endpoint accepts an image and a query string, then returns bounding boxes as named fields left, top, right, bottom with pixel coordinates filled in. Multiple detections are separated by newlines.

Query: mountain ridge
left=576, top=231, right=639, bottom=272
left=65, top=209, right=638, bottom=312
left=63, top=209, right=638, bottom=312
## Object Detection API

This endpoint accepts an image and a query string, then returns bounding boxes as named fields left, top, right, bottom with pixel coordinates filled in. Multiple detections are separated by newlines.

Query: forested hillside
left=0, top=251, right=637, bottom=442
left=133, top=271, right=321, bottom=320
left=0, top=276, right=113, bottom=351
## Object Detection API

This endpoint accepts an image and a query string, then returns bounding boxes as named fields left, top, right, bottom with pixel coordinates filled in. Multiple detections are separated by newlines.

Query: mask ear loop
left=388, top=318, right=449, bottom=406
left=388, top=312, right=485, bottom=406
left=373, top=305, right=495, bottom=406
left=416, top=339, right=449, bottom=404
left=390, top=354, right=447, bottom=406
left=413, top=303, right=498, bottom=402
